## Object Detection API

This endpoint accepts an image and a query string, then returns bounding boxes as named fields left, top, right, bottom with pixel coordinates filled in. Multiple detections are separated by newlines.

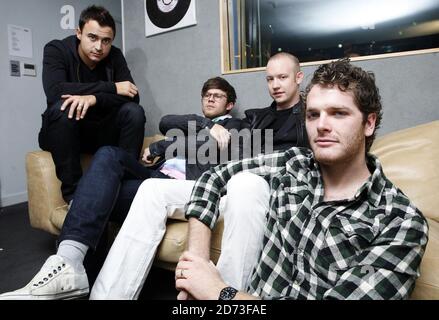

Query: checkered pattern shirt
left=185, top=147, right=428, bottom=300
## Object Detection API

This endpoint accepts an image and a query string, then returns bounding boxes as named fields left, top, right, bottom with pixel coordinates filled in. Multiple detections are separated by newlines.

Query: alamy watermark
left=163, top=121, right=274, bottom=164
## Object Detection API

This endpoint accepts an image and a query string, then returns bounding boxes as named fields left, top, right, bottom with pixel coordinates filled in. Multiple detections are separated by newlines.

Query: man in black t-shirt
left=39, top=6, right=146, bottom=203
left=243, top=52, right=309, bottom=152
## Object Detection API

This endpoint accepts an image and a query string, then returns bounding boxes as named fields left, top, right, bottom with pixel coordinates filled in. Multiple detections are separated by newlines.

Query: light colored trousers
left=90, top=172, right=269, bottom=300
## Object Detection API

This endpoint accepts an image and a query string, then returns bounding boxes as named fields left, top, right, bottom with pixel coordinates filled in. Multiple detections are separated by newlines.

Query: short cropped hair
left=305, top=58, right=383, bottom=152
left=268, top=52, right=301, bottom=73
left=79, top=5, right=116, bottom=37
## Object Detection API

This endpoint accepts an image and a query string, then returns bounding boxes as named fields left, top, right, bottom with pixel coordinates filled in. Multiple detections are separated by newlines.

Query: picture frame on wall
left=145, top=0, right=197, bottom=37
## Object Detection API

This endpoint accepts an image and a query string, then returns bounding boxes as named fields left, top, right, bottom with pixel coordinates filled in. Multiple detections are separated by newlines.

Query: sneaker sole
left=40, top=288, right=90, bottom=300
left=0, top=288, right=89, bottom=300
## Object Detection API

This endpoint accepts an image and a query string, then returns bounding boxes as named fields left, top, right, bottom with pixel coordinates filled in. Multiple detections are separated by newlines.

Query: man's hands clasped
left=61, top=95, right=97, bottom=120
left=60, top=81, right=138, bottom=120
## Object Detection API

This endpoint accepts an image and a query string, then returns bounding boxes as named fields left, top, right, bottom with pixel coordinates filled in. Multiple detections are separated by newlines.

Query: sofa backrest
left=370, top=121, right=439, bottom=299
left=370, top=121, right=439, bottom=223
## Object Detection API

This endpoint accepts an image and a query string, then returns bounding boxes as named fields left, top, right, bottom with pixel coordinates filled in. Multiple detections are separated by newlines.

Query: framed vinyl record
left=145, top=0, right=197, bottom=37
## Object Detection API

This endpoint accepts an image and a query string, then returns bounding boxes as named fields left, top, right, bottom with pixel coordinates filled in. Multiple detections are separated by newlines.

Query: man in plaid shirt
left=175, top=59, right=429, bottom=300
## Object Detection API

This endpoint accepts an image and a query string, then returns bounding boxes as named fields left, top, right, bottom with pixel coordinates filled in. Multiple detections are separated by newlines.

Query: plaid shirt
left=185, top=147, right=428, bottom=300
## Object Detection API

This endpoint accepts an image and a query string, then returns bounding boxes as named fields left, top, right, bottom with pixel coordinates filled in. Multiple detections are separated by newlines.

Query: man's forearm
left=187, top=217, right=212, bottom=260
left=44, top=81, right=117, bottom=105
left=94, top=92, right=140, bottom=108
left=159, top=115, right=213, bottom=135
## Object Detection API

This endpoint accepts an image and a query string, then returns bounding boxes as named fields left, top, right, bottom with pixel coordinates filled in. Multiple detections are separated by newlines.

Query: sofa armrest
left=26, top=151, right=66, bottom=235
left=26, top=136, right=165, bottom=235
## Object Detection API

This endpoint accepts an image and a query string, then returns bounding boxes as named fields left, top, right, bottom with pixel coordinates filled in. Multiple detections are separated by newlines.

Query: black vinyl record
left=146, top=0, right=192, bottom=29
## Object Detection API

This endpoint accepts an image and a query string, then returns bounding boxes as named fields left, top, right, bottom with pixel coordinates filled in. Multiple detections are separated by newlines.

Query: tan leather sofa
left=26, top=135, right=224, bottom=271
left=369, top=121, right=439, bottom=299
left=26, top=121, right=439, bottom=299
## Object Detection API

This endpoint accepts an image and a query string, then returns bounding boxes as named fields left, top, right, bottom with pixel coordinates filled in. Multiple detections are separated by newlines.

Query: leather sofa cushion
left=370, top=120, right=439, bottom=223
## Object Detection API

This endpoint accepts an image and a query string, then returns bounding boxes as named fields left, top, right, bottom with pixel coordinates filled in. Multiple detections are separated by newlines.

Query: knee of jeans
left=118, top=103, right=146, bottom=126
left=93, top=146, right=121, bottom=162
left=227, top=172, right=269, bottom=197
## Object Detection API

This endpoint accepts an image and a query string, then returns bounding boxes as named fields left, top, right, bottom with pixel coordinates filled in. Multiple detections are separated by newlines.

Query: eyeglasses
left=202, top=93, right=227, bottom=101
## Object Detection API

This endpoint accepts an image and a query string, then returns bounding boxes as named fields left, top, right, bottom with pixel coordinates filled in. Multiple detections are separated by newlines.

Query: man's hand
left=209, top=124, right=231, bottom=150
left=175, top=251, right=226, bottom=300
left=61, top=95, right=97, bottom=120
left=142, top=148, right=154, bottom=164
left=115, top=81, right=138, bottom=98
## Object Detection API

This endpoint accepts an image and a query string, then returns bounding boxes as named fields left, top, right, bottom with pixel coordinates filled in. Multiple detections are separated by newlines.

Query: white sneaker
left=0, top=255, right=89, bottom=300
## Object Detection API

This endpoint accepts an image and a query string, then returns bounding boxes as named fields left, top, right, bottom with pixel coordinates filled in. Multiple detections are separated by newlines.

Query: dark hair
left=79, top=5, right=116, bottom=37
left=202, top=77, right=237, bottom=104
left=305, top=58, right=383, bottom=152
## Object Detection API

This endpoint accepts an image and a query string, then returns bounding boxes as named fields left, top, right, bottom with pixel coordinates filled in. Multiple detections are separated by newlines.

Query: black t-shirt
left=271, top=107, right=294, bottom=136
left=78, top=60, right=107, bottom=83
left=78, top=60, right=111, bottom=119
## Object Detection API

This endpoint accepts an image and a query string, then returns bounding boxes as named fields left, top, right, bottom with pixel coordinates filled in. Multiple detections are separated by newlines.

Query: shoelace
left=32, top=263, right=66, bottom=287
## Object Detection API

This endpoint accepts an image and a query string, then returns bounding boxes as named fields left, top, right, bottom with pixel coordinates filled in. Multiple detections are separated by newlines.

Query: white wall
left=0, top=0, right=122, bottom=207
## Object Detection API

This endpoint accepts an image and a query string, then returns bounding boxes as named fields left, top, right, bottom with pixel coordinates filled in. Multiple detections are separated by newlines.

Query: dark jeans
left=58, top=146, right=170, bottom=250
left=38, top=100, right=146, bottom=202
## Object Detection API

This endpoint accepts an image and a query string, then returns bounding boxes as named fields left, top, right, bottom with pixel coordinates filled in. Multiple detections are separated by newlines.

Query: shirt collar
left=295, top=151, right=386, bottom=208
left=354, top=154, right=387, bottom=208
left=270, top=97, right=304, bottom=114
left=212, top=114, right=232, bottom=122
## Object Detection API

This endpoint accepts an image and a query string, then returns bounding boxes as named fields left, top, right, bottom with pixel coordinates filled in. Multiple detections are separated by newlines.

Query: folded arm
left=159, top=114, right=215, bottom=135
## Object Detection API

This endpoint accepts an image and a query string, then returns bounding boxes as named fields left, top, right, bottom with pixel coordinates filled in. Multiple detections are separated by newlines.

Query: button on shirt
left=185, top=147, right=428, bottom=300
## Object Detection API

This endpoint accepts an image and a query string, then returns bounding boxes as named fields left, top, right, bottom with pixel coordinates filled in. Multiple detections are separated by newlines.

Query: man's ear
left=226, top=102, right=234, bottom=112
left=364, top=113, right=377, bottom=137
left=296, top=71, right=304, bottom=85
left=76, top=27, right=82, bottom=41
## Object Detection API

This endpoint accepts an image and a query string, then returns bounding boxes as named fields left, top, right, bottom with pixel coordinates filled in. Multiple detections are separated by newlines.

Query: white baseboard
left=1, top=191, right=28, bottom=207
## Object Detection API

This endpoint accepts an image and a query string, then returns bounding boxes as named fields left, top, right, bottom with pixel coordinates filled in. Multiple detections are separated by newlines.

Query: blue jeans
left=58, top=146, right=169, bottom=250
